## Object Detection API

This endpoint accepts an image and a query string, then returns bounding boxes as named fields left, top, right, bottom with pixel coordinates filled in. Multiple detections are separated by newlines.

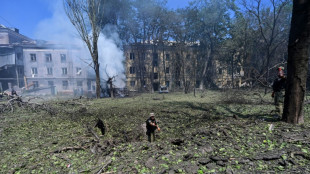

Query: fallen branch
left=79, top=165, right=102, bottom=173
left=253, top=92, right=272, bottom=104
left=291, top=151, right=310, bottom=160
left=0, top=96, right=57, bottom=115
left=96, top=158, right=112, bottom=174
left=255, top=61, right=287, bottom=82
left=87, top=125, right=100, bottom=141
left=27, top=97, right=44, bottom=102
left=252, top=153, right=283, bottom=161
left=53, top=146, right=86, bottom=153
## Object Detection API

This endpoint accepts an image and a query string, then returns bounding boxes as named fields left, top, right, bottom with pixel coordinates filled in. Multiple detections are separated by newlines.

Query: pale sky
left=0, top=0, right=191, bottom=39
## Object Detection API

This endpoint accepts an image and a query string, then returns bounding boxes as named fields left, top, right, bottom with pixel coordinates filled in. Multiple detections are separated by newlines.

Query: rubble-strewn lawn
left=1, top=90, right=310, bottom=173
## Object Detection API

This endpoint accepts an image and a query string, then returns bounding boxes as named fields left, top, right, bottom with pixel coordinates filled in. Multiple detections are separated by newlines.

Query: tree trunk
left=109, top=80, right=114, bottom=98
left=231, top=52, right=234, bottom=89
left=94, top=61, right=101, bottom=98
left=283, top=0, right=310, bottom=124
left=92, top=36, right=101, bottom=98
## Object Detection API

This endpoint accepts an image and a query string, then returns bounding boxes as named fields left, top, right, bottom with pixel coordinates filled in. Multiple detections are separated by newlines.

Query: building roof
left=0, top=24, right=81, bottom=50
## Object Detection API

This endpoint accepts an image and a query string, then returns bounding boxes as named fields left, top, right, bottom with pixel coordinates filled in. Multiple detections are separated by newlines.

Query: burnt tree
left=283, top=0, right=310, bottom=124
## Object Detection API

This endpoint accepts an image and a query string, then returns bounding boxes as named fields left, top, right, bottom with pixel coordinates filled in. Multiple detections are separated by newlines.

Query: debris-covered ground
left=0, top=90, right=310, bottom=173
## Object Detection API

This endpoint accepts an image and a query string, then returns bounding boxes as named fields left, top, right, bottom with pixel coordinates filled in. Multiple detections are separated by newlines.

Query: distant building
left=124, top=43, right=176, bottom=92
left=124, top=43, right=243, bottom=92
left=0, top=24, right=95, bottom=96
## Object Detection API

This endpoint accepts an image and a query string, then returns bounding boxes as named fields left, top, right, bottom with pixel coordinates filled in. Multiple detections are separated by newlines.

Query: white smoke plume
left=99, top=25, right=126, bottom=87
left=34, top=0, right=126, bottom=88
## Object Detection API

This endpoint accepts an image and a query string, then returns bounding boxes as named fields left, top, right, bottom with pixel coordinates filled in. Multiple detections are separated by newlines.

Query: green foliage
left=1, top=90, right=310, bottom=173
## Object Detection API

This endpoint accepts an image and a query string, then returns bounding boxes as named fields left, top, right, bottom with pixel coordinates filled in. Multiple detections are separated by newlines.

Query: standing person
left=272, top=67, right=286, bottom=119
left=146, top=113, right=160, bottom=142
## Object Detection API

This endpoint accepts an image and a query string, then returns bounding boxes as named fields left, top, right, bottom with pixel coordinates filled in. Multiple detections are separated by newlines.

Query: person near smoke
left=146, top=113, right=160, bottom=142
left=11, top=88, right=18, bottom=96
left=271, top=66, right=286, bottom=119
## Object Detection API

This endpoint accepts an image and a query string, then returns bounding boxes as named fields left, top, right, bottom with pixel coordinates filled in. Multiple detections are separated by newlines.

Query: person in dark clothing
left=272, top=67, right=286, bottom=118
left=146, top=113, right=160, bottom=142
left=11, top=88, right=18, bottom=96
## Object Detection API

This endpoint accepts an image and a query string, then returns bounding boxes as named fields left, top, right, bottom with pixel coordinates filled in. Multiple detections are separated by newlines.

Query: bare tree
left=242, top=0, right=291, bottom=93
left=283, top=0, right=310, bottom=124
left=64, top=0, right=104, bottom=98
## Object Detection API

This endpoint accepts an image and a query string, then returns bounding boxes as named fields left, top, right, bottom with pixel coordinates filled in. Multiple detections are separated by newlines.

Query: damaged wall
left=23, top=47, right=94, bottom=96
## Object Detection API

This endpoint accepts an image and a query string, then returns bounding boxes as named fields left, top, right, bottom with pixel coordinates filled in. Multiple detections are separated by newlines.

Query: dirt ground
left=0, top=90, right=310, bottom=173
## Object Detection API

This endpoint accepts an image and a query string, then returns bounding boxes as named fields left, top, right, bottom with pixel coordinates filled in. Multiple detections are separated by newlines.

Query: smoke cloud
left=34, top=0, right=125, bottom=88
left=99, top=25, right=126, bottom=87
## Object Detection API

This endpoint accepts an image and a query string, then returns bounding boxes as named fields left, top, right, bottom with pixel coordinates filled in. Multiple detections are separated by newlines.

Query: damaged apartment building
left=0, top=24, right=96, bottom=96
left=124, top=43, right=237, bottom=92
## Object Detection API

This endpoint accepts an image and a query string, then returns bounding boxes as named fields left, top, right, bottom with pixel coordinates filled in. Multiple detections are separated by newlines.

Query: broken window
left=77, top=81, right=83, bottom=87
left=61, top=54, right=66, bottom=63
left=130, top=67, right=135, bottom=74
left=62, top=81, right=68, bottom=90
left=17, top=53, right=22, bottom=60
left=130, top=52, right=135, bottom=60
left=166, top=81, right=170, bottom=87
left=218, top=68, right=222, bottom=75
left=130, top=81, right=135, bottom=87
left=48, top=81, right=54, bottom=86
left=45, top=54, right=52, bottom=62
left=154, top=73, right=158, bottom=79
left=196, top=81, right=200, bottom=88
left=87, top=80, right=91, bottom=90
left=30, top=54, right=36, bottom=62
left=31, top=67, right=38, bottom=75
left=17, top=67, right=23, bottom=75
left=166, top=54, right=170, bottom=61
left=33, top=81, right=39, bottom=88
left=153, top=53, right=158, bottom=67
left=76, top=67, right=82, bottom=76
left=47, top=67, right=53, bottom=75
left=176, top=53, right=180, bottom=60
left=187, top=67, right=191, bottom=74
left=142, top=53, right=146, bottom=60
left=62, top=68, right=68, bottom=75
left=165, top=67, right=170, bottom=74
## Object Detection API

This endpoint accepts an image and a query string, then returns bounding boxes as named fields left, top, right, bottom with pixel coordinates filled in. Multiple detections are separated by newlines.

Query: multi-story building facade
left=125, top=44, right=176, bottom=92
left=124, top=43, right=240, bottom=92
left=22, top=44, right=94, bottom=96
left=0, top=24, right=95, bottom=96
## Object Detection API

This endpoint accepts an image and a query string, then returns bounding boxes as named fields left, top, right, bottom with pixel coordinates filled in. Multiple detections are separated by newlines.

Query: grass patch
left=1, top=90, right=310, bottom=173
